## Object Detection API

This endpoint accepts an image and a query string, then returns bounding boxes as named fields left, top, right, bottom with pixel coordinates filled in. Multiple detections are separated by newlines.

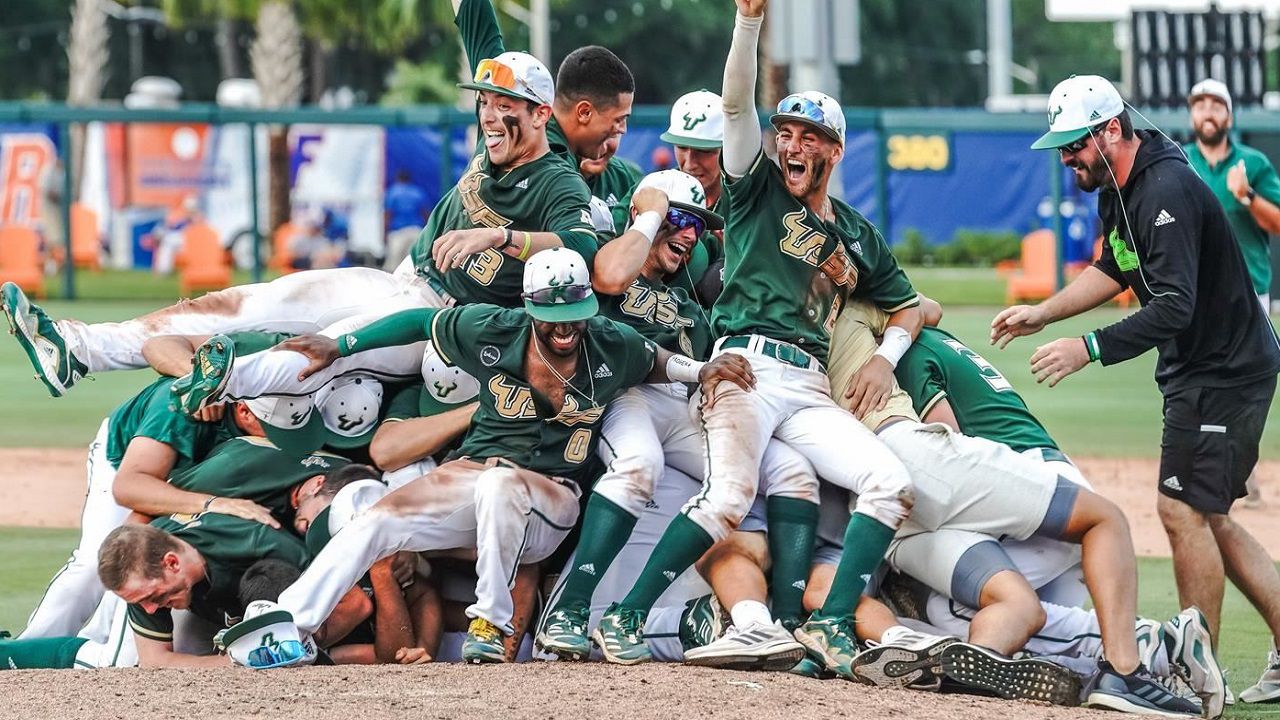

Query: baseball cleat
left=535, top=603, right=592, bottom=661
left=792, top=614, right=860, bottom=680
left=1083, top=660, right=1201, bottom=717
left=1241, top=649, right=1280, bottom=703
left=852, top=628, right=956, bottom=690
left=1163, top=607, right=1225, bottom=717
left=591, top=603, right=652, bottom=665
left=1136, top=617, right=1165, bottom=674
left=789, top=655, right=836, bottom=679
left=1, top=282, right=85, bottom=397
left=679, top=593, right=728, bottom=652
left=461, top=617, right=506, bottom=663
left=939, top=641, right=1080, bottom=706
left=170, top=333, right=236, bottom=413
left=682, top=621, right=806, bottom=671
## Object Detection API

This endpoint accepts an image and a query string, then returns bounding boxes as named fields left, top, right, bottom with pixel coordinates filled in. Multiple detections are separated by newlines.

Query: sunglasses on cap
left=1058, top=121, right=1109, bottom=154
left=776, top=94, right=827, bottom=125
left=522, top=283, right=594, bottom=306
left=473, top=58, right=521, bottom=94
left=665, top=208, right=706, bottom=238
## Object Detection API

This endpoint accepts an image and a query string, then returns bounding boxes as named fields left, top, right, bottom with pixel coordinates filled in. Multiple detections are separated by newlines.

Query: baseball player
left=369, top=372, right=478, bottom=489
left=794, top=299, right=1204, bottom=717
left=535, top=170, right=813, bottom=666
left=1, top=49, right=596, bottom=398
left=204, top=248, right=751, bottom=664
left=592, top=0, right=921, bottom=665
left=993, top=75, right=1280, bottom=706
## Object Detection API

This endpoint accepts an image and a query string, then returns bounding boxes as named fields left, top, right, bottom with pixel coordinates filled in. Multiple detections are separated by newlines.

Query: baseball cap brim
left=523, top=294, right=599, bottom=323
left=669, top=200, right=724, bottom=231
left=255, top=410, right=329, bottom=458
left=221, top=609, right=296, bottom=647
left=1030, top=126, right=1091, bottom=151
left=457, top=81, right=546, bottom=106
left=660, top=131, right=722, bottom=150
left=304, top=506, right=334, bottom=557
left=769, top=114, right=842, bottom=144
left=325, top=425, right=377, bottom=450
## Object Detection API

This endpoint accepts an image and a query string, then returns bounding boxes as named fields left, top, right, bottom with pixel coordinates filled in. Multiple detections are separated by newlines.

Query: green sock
left=0, top=634, right=88, bottom=669
left=818, top=513, right=897, bottom=619
left=621, top=513, right=714, bottom=612
left=766, top=496, right=818, bottom=629
left=554, top=493, right=638, bottom=609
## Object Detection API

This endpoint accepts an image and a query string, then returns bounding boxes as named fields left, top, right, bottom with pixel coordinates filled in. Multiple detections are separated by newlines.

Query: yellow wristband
left=516, top=231, right=533, bottom=261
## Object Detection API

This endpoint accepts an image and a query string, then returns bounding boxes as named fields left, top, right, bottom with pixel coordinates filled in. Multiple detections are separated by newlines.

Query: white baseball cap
left=771, top=91, right=846, bottom=146
left=458, top=51, right=554, bottom=106
left=1031, top=75, right=1126, bottom=150
left=632, top=169, right=724, bottom=230
left=521, top=247, right=598, bottom=323
left=314, top=375, right=383, bottom=449
left=661, top=90, right=724, bottom=150
left=421, top=346, right=480, bottom=406
left=244, top=394, right=326, bottom=457
left=1189, top=78, right=1232, bottom=115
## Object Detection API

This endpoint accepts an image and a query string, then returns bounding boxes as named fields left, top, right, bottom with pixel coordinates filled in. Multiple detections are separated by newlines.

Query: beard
left=1071, top=151, right=1111, bottom=192
left=1194, top=121, right=1227, bottom=147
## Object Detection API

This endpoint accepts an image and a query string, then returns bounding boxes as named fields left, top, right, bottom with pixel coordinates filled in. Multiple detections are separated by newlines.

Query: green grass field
left=0, top=529, right=1276, bottom=715
left=3, top=266, right=1275, bottom=456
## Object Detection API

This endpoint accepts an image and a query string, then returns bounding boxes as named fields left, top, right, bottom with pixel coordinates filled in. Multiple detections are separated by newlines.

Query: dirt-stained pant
left=595, top=382, right=819, bottom=517
left=59, top=267, right=447, bottom=373
left=683, top=339, right=913, bottom=542
left=278, top=460, right=580, bottom=636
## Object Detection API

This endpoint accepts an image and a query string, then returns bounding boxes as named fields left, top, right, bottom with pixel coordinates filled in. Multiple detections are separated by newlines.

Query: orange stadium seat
left=1004, top=229, right=1056, bottom=304
left=177, top=222, right=231, bottom=296
left=270, top=222, right=301, bottom=273
left=0, top=225, right=45, bottom=297
left=70, top=203, right=102, bottom=271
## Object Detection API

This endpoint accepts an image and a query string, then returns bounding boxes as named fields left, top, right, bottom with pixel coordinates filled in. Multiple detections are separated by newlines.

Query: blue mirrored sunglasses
left=664, top=208, right=706, bottom=237
left=776, top=94, right=827, bottom=125
left=522, top=283, right=593, bottom=306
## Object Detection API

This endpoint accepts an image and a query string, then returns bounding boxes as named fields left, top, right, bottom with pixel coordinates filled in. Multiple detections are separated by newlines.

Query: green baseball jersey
left=712, top=151, right=917, bottom=364
left=127, top=513, right=308, bottom=642
left=895, top=327, right=1058, bottom=453
left=105, top=332, right=292, bottom=470
left=1183, top=141, right=1280, bottom=295
left=429, top=304, right=656, bottom=482
left=591, top=157, right=642, bottom=231
left=599, top=273, right=711, bottom=360
left=409, top=151, right=599, bottom=306
left=168, top=436, right=350, bottom=520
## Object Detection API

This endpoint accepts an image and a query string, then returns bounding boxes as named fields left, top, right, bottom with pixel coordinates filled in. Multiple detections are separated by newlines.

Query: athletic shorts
left=1158, top=376, right=1276, bottom=514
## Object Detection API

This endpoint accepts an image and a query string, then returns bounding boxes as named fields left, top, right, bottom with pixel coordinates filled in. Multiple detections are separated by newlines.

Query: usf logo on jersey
left=778, top=210, right=827, bottom=266
left=457, top=156, right=513, bottom=229
left=619, top=284, right=696, bottom=332
left=488, top=375, right=538, bottom=419
left=551, top=394, right=605, bottom=427
left=943, top=338, right=1013, bottom=392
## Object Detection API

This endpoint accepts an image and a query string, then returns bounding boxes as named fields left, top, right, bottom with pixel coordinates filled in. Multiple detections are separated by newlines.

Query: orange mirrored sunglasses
left=473, top=59, right=519, bottom=93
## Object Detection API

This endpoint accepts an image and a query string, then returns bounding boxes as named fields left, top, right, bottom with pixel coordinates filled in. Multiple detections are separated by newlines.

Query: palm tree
left=250, top=0, right=303, bottom=233
left=66, top=0, right=110, bottom=197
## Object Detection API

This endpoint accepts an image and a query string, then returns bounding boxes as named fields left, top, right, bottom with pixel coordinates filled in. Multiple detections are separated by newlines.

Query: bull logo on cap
left=434, top=380, right=459, bottom=398
left=682, top=111, right=707, bottom=131
left=289, top=410, right=306, bottom=426
left=336, top=414, right=364, bottom=432
left=1048, top=105, right=1063, bottom=125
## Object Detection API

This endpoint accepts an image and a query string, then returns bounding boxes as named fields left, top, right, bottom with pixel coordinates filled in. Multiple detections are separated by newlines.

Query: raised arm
left=454, top=0, right=506, bottom=75
left=721, top=0, right=766, bottom=178
left=592, top=187, right=671, bottom=294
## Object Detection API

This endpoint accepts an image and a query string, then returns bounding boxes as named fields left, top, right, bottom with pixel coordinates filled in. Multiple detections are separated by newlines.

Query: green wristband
left=1083, top=332, right=1101, bottom=363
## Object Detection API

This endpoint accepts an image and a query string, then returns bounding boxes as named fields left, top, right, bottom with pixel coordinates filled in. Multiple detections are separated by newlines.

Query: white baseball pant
left=685, top=338, right=913, bottom=541
left=595, top=382, right=819, bottom=517
left=278, top=459, right=580, bottom=636
left=21, top=418, right=131, bottom=639
left=58, top=267, right=448, bottom=373
left=539, top=467, right=712, bottom=662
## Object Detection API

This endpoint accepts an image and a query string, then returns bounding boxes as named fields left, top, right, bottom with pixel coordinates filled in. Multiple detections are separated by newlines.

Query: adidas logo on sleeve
left=1154, top=209, right=1176, bottom=227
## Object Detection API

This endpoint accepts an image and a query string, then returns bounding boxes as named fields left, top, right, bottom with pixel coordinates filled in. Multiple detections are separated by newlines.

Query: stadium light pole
left=500, top=0, right=550, bottom=67
left=986, top=0, right=1012, bottom=102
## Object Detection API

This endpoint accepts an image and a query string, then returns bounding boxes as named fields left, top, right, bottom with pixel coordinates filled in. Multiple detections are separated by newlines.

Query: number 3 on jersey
left=943, top=338, right=1012, bottom=392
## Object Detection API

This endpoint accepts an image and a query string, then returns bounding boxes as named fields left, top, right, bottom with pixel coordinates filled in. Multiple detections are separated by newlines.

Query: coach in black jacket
left=992, top=75, right=1280, bottom=694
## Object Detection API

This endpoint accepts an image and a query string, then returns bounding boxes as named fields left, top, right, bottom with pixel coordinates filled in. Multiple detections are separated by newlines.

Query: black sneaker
left=1083, top=660, right=1201, bottom=716
left=940, top=641, right=1081, bottom=706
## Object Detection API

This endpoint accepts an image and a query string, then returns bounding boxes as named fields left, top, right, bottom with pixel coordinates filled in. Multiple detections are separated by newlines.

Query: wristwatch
left=1242, top=189, right=1257, bottom=207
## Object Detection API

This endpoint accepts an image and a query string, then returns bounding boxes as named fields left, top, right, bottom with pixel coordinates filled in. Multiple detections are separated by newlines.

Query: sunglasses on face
left=522, top=283, right=593, bottom=306
left=664, top=208, right=706, bottom=237
left=1058, top=122, right=1109, bottom=154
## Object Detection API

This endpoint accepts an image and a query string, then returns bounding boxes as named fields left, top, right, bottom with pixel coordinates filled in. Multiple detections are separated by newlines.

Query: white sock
left=880, top=624, right=914, bottom=645
left=729, top=600, right=773, bottom=629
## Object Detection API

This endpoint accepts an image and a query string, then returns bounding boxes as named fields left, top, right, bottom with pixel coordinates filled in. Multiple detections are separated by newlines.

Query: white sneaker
left=1164, top=607, right=1226, bottom=718
left=682, top=621, right=805, bottom=672
left=850, top=629, right=956, bottom=689
left=1135, top=617, right=1164, bottom=673
left=1240, top=650, right=1280, bottom=703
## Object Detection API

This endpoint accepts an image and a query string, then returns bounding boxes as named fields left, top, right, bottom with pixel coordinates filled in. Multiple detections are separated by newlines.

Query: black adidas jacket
left=1092, top=130, right=1280, bottom=394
